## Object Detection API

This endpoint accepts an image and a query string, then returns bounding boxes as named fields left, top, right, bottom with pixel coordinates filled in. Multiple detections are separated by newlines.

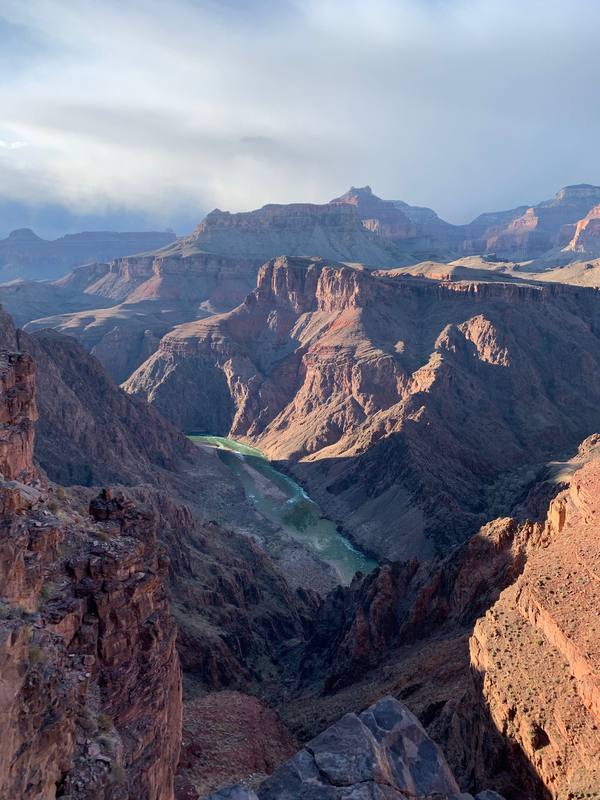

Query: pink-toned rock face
left=466, top=184, right=600, bottom=258
left=330, top=186, right=417, bottom=242
left=564, top=203, right=600, bottom=255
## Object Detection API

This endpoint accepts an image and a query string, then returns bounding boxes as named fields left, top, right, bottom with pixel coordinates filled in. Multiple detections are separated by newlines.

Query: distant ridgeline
left=0, top=227, right=176, bottom=280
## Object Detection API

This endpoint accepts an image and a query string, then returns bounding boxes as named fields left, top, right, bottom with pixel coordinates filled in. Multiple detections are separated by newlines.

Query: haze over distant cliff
left=0, top=227, right=177, bottom=280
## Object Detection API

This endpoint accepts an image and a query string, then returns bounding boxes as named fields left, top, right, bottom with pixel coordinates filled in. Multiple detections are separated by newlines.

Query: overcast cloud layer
left=1, top=0, right=600, bottom=237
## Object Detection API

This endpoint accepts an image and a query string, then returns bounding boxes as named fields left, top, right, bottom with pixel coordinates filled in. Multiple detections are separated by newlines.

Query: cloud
left=1, top=0, right=600, bottom=232
left=0, top=139, right=27, bottom=150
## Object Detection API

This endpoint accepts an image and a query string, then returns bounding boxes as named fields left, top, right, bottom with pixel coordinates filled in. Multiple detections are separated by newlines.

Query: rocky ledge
left=203, top=697, right=504, bottom=800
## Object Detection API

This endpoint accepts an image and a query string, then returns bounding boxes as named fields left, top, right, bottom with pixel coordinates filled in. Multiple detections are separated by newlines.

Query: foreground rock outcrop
left=203, top=697, right=503, bottom=800
left=0, top=338, right=182, bottom=799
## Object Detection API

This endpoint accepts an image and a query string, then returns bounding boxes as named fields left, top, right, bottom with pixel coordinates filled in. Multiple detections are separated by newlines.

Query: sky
left=1, top=0, right=600, bottom=238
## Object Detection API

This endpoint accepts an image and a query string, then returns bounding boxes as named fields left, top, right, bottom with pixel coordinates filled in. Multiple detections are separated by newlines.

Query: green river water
left=189, top=435, right=376, bottom=584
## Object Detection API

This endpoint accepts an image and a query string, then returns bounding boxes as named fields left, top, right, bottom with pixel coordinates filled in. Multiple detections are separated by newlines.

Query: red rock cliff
left=0, top=345, right=182, bottom=799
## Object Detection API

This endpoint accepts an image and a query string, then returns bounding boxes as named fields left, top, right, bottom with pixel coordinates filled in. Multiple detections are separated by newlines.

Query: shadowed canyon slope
left=0, top=307, right=199, bottom=487
left=125, top=256, right=600, bottom=560
left=281, top=439, right=600, bottom=799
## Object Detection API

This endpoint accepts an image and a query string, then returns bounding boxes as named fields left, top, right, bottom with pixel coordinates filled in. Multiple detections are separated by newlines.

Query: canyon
left=0, top=306, right=327, bottom=798
left=7, top=0, right=600, bottom=793
left=0, top=283, right=596, bottom=797
left=2, top=182, right=600, bottom=800
left=125, top=255, right=600, bottom=561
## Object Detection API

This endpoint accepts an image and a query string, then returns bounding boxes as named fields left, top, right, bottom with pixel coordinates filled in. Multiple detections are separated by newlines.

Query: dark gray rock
left=206, top=788, right=258, bottom=800
left=203, top=697, right=505, bottom=800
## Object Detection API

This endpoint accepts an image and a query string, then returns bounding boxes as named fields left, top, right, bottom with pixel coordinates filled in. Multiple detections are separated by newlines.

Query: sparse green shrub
left=48, top=500, right=59, bottom=514
left=98, top=734, right=117, bottom=756
left=29, top=645, right=47, bottom=664
left=55, top=487, right=66, bottom=500
left=110, top=764, right=127, bottom=784
left=97, top=712, right=113, bottom=733
left=39, top=581, right=57, bottom=605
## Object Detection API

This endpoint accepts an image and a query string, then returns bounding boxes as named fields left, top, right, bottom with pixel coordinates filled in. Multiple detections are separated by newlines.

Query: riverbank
left=188, top=435, right=376, bottom=587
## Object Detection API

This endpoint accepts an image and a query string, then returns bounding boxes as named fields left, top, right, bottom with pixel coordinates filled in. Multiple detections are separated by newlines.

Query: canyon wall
left=17, top=183, right=600, bottom=388
left=0, top=335, right=182, bottom=799
left=188, top=202, right=403, bottom=266
left=281, top=447, right=600, bottom=798
left=24, top=252, right=262, bottom=382
left=469, top=450, right=600, bottom=797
